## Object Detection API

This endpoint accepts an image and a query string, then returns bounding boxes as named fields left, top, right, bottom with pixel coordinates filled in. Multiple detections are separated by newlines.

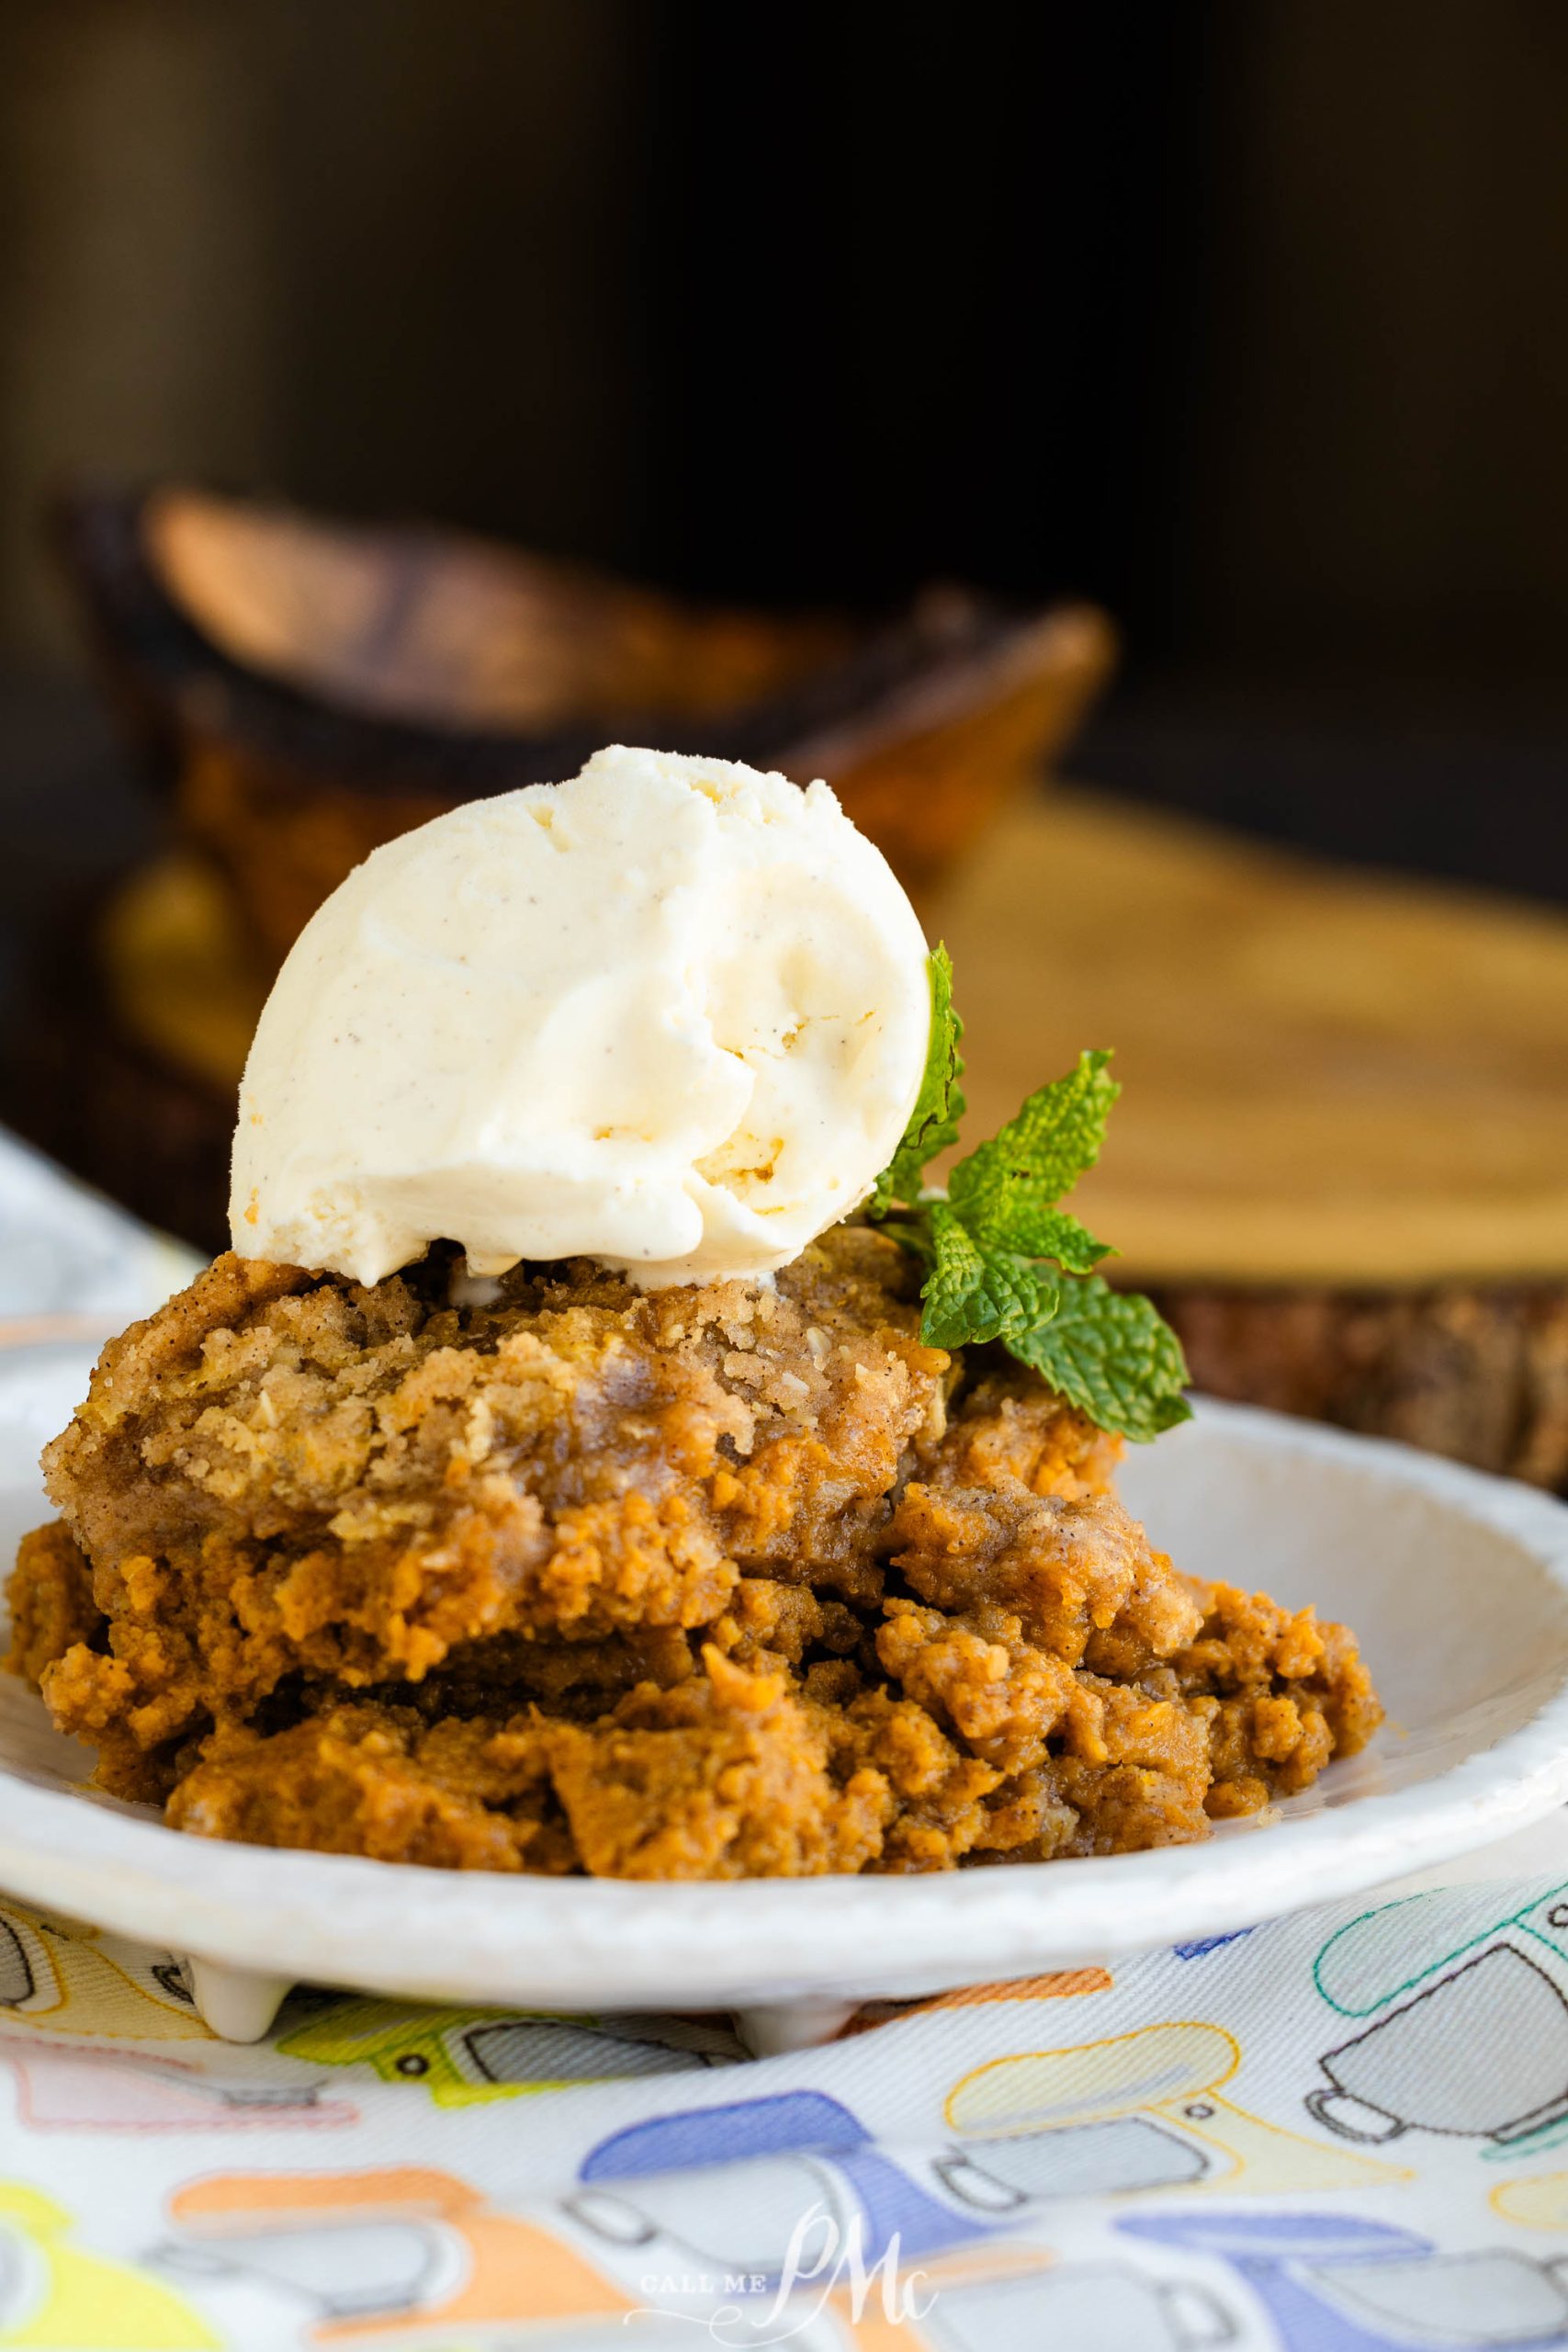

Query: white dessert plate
left=3, top=1339, right=1568, bottom=2049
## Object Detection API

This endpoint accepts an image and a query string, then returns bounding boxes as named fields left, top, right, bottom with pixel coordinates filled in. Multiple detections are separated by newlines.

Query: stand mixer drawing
left=1122, top=2211, right=1568, bottom=2352
left=277, top=1996, right=737, bottom=2107
left=942, top=2022, right=1406, bottom=2199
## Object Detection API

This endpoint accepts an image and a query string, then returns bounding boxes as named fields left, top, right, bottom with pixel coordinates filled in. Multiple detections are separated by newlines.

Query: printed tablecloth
left=2, top=1136, right=1566, bottom=2352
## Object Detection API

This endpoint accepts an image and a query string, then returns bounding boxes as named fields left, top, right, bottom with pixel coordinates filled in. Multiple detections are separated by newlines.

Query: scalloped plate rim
left=1, top=1390, right=1567, bottom=2011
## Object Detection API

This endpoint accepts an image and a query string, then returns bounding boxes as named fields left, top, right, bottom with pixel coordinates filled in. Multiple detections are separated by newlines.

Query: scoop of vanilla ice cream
left=229, top=745, right=932, bottom=1289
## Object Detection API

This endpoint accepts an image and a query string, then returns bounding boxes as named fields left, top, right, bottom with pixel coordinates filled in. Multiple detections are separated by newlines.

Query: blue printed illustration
left=1309, top=1882, right=1568, bottom=2155
left=566, top=2090, right=997, bottom=2282
left=1122, top=2211, right=1568, bottom=2350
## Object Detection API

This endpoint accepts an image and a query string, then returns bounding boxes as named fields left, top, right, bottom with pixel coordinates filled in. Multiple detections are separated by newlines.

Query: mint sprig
left=946, top=1049, right=1115, bottom=1266
left=866, top=949, right=1191, bottom=1442
left=870, top=944, right=964, bottom=1216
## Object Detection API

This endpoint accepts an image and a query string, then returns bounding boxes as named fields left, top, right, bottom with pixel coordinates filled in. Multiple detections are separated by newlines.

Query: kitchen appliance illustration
left=0, top=2180, right=216, bottom=2349
left=942, top=2022, right=1405, bottom=2198
left=837, top=2253, right=1235, bottom=2352
left=0, top=2034, right=354, bottom=2131
left=1309, top=1881, right=1568, bottom=2154
left=566, top=2090, right=997, bottom=2281
left=0, top=1904, right=210, bottom=2040
left=278, top=1996, right=738, bottom=2106
left=0, top=1917, right=28, bottom=2007
left=156, top=2165, right=631, bottom=2340
left=1495, top=2173, right=1568, bottom=2232
left=1123, top=2211, right=1568, bottom=2350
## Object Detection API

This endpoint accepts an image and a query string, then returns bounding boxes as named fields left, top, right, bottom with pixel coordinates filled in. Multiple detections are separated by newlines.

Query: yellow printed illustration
left=0, top=2182, right=215, bottom=2349
left=942, top=2022, right=1409, bottom=2200
left=1493, top=2174, right=1568, bottom=2232
left=278, top=1996, right=736, bottom=2106
left=159, top=2165, right=630, bottom=2341
left=0, top=1907, right=209, bottom=2043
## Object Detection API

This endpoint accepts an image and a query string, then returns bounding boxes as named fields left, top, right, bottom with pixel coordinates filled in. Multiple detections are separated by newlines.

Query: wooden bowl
left=56, top=484, right=1115, bottom=966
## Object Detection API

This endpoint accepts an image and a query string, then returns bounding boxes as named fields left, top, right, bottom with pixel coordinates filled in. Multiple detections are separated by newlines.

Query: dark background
left=3, top=0, right=1568, bottom=953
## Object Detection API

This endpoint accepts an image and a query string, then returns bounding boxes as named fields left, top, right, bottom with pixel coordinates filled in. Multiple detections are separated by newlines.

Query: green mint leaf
left=861, top=956, right=1189, bottom=1444
left=919, top=1204, right=1058, bottom=1350
left=991, top=1206, right=1111, bottom=1275
left=870, top=944, right=965, bottom=1215
left=946, top=1048, right=1119, bottom=1259
left=1010, top=1273, right=1192, bottom=1442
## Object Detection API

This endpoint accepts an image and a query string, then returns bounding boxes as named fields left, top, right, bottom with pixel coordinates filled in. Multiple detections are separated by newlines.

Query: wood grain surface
left=933, top=787, right=1568, bottom=1286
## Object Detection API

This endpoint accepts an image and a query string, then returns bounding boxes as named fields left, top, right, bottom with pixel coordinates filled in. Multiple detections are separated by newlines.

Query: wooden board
left=931, top=787, right=1568, bottom=1286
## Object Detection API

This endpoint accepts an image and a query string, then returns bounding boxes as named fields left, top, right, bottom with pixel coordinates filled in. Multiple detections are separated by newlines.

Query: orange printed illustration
left=840, top=1971, right=1112, bottom=2038
left=159, top=2165, right=629, bottom=2341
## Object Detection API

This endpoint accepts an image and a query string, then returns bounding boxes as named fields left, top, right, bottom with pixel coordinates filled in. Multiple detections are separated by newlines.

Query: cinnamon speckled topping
left=6, top=1226, right=1379, bottom=1875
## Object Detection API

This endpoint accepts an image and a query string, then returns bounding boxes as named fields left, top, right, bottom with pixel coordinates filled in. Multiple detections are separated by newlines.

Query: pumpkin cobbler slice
left=7, top=1224, right=1379, bottom=1874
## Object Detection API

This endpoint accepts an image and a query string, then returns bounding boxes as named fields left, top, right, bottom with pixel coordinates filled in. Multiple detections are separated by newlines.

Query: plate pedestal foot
left=734, top=1999, right=859, bottom=2056
left=186, top=1958, right=292, bottom=2042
